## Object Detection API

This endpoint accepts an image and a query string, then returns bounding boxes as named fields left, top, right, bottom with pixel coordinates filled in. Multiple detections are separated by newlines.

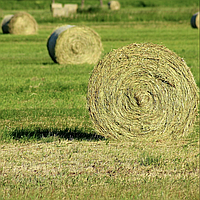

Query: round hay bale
left=51, top=3, right=63, bottom=12
left=191, top=12, right=199, bottom=28
left=64, top=4, right=78, bottom=14
left=87, top=43, right=199, bottom=139
left=108, top=1, right=120, bottom=10
left=1, top=12, right=38, bottom=35
left=47, top=25, right=103, bottom=64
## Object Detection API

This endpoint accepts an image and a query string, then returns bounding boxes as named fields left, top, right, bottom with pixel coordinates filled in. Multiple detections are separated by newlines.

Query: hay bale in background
left=51, top=3, right=78, bottom=17
left=1, top=12, right=38, bottom=35
left=191, top=12, right=199, bottom=28
left=108, top=1, right=120, bottom=10
left=87, top=43, right=199, bottom=139
left=52, top=7, right=65, bottom=17
left=51, top=3, right=62, bottom=12
left=64, top=4, right=78, bottom=15
left=47, top=25, right=103, bottom=64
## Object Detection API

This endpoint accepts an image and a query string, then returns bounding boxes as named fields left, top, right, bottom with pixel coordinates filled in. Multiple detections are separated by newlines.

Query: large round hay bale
left=47, top=25, right=103, bottom=64
left=1, top=12, right=38, bottom=35
left=108, top=1, right=120, bottom=10
left=191, top=12, right=199, bottom=28
left=87, top=43, right=199, bottom=139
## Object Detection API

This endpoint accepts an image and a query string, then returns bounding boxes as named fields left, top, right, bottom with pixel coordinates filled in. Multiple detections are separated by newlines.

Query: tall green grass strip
left=47, top=25, right=103, bottom=64
left=1, top=12, right=38, bottom=35
left=87, top=43, right=199, bottom=139
left=191, top=12, right=199, bottom=28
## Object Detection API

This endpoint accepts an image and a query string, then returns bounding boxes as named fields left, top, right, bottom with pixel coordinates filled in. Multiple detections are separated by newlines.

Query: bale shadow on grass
left=10, top=127, right=105, bottom=141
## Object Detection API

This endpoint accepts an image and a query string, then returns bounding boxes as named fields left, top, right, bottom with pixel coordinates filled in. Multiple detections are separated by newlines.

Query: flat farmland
left=0, top=6, right=199, bottom=200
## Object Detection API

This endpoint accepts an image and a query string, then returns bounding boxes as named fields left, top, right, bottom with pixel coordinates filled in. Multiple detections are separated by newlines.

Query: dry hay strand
left=87, top=43, right=199, bottom=139
left=1, top=12, right=38, bottom=35
left=108, top=1, right=120, bottom=10
left=47, top=25, right=103, bottom=64
left=191, top=12, right=199, bottom=28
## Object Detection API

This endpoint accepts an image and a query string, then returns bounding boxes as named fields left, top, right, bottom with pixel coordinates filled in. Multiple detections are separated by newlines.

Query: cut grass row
left=1, top=137, right=199, bottom=199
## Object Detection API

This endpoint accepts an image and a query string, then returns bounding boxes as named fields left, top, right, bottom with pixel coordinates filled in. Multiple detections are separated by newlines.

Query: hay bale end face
left=108, top=1, right=120, bottom=10
left=1, top=12, right=38, bottom=35
left=47, top=25, right=103, bottom=64
left=191, top=12, right=199, bottom=28
left=87, top=43, right=199, bottom=139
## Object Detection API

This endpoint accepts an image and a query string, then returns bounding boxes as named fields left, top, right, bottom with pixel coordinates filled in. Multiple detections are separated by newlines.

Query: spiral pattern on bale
left=87, top=43, right=199, bottom=139
left=47, top=25, right=103, bottom=64
left=1, top=12, right=38, bottom=35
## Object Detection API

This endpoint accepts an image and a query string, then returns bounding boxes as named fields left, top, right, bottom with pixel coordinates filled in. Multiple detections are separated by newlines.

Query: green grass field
left=0, top=1, right=199, bottom=199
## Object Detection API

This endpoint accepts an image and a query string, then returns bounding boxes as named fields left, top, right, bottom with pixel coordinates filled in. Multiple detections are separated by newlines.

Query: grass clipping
left=1, top=12, right=38, bottom=35
left=47, top=25, right=103, bottom=64
left=87, top=43, right=199, bottom=139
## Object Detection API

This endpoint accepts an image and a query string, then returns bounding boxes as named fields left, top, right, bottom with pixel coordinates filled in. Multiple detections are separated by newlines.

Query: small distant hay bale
left=1, top=12, right=38, bottom=35
left=51, top=3, right=62, bottom=12
left=51, top=2, right=63, bottom=17
left=52, top=3, right=78, bottom=17
left=191, top=12, right=199, bottom=28
left=64, top=4, right=78, bottom=14
left=52, top=7, right=65, bottom=17
left=47, top=25, right=103, bottom=64
left=108, top=1, right=120, bottom=10
left=87, top=43, right=199, bottom=139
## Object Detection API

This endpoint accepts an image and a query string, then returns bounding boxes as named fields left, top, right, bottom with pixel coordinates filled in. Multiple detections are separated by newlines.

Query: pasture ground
left=0, top=6, right=199, bottom=200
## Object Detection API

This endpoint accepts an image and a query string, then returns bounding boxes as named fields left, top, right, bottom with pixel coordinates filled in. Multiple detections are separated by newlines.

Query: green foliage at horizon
left=0, top=6, right=199, bottom=24
left=0, top=0, right=199, bottom=10
left=0, top=5, right=199, bottom=199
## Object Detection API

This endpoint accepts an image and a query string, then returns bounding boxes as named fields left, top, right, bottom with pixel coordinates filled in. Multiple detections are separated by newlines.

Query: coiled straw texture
left=47, top=25, right=103, bottom=64
left=87, top=43, right=199, bottom=139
